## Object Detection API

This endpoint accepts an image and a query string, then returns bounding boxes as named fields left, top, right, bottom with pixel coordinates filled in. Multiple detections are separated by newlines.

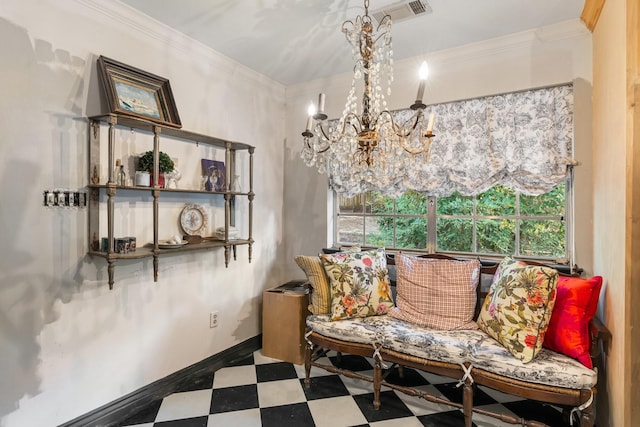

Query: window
left=334, top=181, right=570, bottom=262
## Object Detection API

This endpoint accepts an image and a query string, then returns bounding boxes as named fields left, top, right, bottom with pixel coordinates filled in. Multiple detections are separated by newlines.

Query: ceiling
left=119, top=0, right=585, bottom=86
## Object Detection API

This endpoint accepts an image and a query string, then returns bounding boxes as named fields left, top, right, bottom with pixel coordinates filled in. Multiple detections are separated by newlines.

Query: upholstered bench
left=305, top=314, right=599, bottom=426
left=297, top=250, right=609, bottom=427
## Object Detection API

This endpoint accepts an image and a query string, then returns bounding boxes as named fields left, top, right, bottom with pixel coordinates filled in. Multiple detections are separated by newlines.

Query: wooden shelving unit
left=87, top=113, right=255, bottom=289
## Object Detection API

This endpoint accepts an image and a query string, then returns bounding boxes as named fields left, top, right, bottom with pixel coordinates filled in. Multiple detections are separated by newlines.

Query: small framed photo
left=97, top=55, right=182, bottom=128
left=201, top=159, right=226, bottom=192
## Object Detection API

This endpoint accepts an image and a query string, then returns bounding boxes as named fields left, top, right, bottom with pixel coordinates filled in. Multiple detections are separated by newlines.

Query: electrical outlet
left=209, top=311, right=218, bottom=328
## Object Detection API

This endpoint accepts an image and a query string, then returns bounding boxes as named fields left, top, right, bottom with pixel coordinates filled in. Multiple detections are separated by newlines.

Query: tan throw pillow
left=320, top=248, right=394, bottom=321
left=295, top=255, right=331, bottom=315
left=477, top=257, right=558, bottom=363
left=389, top=255, right=481, bottom=330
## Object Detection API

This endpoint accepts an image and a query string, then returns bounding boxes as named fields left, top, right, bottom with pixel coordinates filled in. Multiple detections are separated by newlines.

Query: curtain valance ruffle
left=325, top=84, right=574, bottom=198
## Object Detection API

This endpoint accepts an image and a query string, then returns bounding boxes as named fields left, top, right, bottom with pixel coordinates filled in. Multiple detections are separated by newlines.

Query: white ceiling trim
left=286, top=18, right=588, bottom=97
left=74, top=0, right=285, bottom=89
left=426, top=19, right=588, bottom=66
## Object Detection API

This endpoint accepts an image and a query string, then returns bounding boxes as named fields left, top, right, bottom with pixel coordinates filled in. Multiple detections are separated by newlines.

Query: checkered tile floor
left=114, top=350, right=572, bottom=427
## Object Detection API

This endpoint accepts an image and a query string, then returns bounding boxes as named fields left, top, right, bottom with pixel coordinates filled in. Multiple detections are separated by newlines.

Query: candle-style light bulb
left=426, top=113, right=435, bottom=133
left=410, top=61, right=430, bottom=111
left=313, top=93, right=328, bottom=120
left=305, top=103, right=316, bottom=132
left=317, top=93, right=325, bottom=113
left=416, top=61, right=429, bottom=103
left=419, top=61, right=429, bottom=81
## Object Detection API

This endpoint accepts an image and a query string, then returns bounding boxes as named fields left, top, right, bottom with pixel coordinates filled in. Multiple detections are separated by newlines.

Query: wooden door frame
left=626, top=0, right=640, bottom=424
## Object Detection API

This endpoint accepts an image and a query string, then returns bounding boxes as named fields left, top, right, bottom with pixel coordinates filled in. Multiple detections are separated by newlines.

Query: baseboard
left=58, top=334, right=262, bottom=427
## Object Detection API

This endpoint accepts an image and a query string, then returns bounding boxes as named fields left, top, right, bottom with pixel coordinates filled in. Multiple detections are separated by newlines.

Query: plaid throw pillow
left=389, top=255, right=481, bottom=330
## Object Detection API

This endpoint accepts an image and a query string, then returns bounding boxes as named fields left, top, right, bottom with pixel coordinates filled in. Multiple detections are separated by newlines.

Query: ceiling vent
left=371, top=0, right=432, bottom=26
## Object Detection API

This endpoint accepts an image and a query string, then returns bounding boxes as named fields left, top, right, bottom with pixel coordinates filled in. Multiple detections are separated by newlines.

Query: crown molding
left=287, top=19, right=590, bottom=98
left=424, top=19, right=589, bottom=66
left=74, top=0, right=284, bottom=91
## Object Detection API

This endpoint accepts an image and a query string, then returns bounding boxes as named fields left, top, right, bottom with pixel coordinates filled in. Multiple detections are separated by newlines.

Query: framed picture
left=97, top=55, right=182, bottom=128
left=201, top=159, right=226, bottom=192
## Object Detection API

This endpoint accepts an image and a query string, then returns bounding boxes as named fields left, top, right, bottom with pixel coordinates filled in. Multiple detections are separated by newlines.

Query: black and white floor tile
left=114, top=350, right=571, bottom=427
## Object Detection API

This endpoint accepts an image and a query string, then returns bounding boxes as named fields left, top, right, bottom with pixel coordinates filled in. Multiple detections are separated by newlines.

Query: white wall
left=0, top=1, right=285, bottom=426
left=284, top=19, right=594, bottom=279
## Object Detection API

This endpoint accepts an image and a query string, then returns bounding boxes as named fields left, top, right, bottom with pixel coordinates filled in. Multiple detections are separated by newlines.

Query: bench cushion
left=307, top=314, right=597, bottom=389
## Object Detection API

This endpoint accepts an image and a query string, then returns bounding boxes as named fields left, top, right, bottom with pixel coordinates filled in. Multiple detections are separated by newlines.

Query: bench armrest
left=590, top=316, right=611, bottom=358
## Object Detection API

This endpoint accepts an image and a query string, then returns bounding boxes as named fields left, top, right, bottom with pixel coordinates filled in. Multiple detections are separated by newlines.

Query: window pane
left=337, top=216, right=363, bottom=244
left=396, top=190, right=427, bottom=215
left=437, top=218, right=473, bottom=252
left=367, top=192, right=393, bottom=214
left=520, top=184, right=565, bottom=216
left=477, top=185, right=515, bottom=216
left=338, top=194, right=364, bottom=213
left=477, top=219, right=515, bottom=254
left=437, top=192, right=473, bottom=215
left=520, top=220, right=565, bottom=258
left=394, top=217, right=427, bottom=249
left=365, top=217, right=393, bottom=246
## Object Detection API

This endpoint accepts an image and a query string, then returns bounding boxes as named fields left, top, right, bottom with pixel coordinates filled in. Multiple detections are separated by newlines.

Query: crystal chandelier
left=301, top=0, right=436, bottom=196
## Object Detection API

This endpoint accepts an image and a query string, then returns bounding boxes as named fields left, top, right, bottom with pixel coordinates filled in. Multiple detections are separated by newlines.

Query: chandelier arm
left=342, top=112, right=364, bottom=133
left=315, top=113, right=361, bottom=145
left=375, top=15, right=391, bottom=30
left=372, top=31, right=391, bottom=45
left=402, top=144, right=431, bottom=155
left=374, top=110, right=403, bottom=136
left=317, top=124, right=334, bottom=143
left=342, top=19, right=357, bottom=32
left=393, top=110, right=424, bottom=139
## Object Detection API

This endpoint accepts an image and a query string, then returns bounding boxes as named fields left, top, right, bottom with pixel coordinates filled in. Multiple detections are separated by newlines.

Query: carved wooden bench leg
left=579, top=388, right=595, bottom=427
left=561, top=389, right=594, bottom=427
left=397, top=364, right=405, bottom=379
left=580, top=406, right=594, bottom=427
left=462, top=380, right=473, bottom=427
left=373, top=357, right=382, bottom=410
left=304, top=342, right=312, bottom=388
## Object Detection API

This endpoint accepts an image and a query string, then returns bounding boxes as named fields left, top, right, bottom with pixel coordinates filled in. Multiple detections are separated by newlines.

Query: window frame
left=332, top=174, right=573, bottom=265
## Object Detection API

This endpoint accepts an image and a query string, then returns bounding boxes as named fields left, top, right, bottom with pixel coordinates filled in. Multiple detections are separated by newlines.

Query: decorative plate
left=158, top=240, right=188, bottom=249
left=180, top=204, right=208, bottom=236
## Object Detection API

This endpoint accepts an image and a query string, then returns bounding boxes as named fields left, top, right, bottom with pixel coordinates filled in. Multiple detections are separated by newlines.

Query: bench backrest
left=385, top=253, right=576, bottom=320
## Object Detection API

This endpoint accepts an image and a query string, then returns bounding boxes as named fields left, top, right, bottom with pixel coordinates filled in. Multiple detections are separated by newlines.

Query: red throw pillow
left=543, top=276, right=603, bottom=368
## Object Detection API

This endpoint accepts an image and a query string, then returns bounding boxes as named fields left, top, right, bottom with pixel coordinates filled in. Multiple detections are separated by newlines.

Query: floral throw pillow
left=477, top=257, right=558, bottom=363
left=295, top=247, right=362, bottom=315
left=320, top=248, right=394, bottom=321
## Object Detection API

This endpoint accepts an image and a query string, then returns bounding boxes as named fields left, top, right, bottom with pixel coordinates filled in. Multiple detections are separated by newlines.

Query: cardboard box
left=262, top=281, right=310, bottom=364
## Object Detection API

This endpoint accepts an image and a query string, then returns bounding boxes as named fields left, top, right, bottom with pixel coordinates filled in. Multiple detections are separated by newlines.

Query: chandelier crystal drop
left=301, top=0, right=436, bottom=196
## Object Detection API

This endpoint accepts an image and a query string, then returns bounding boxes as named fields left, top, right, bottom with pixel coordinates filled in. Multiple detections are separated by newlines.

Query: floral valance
left=323, top=84, right=574, bottom=198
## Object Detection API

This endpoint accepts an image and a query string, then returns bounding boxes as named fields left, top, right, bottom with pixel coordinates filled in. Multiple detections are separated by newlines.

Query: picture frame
left=201, top=159, right=226, bottom=192
left=97, top=55, right=182, bottom=128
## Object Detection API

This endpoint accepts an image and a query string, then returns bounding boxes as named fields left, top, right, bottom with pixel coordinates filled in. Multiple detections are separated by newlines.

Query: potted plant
left=136, top=151, right=174, bottom=187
